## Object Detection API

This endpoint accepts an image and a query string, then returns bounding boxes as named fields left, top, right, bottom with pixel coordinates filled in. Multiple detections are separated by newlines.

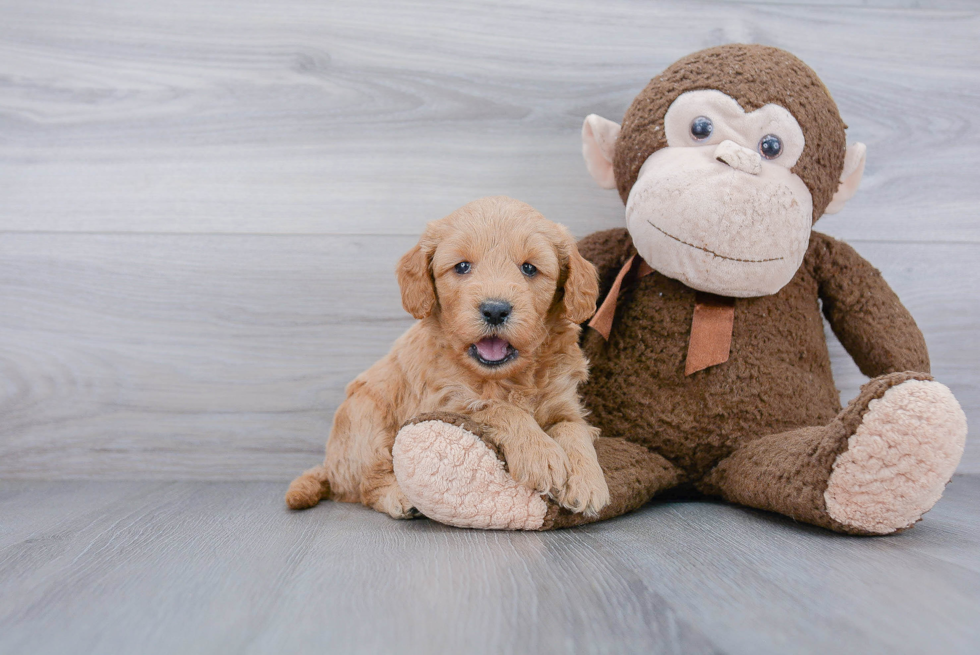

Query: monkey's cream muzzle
left=624, top=90, right=813, bottom=298
left=626, top=148, right=812, bottom=298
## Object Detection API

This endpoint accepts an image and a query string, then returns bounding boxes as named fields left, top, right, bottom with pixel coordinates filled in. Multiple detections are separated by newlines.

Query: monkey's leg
left=699, top=372, right=966, bottom=535
left=392, top=413, right=683, bottom=530
left=546, top=435, right=685, bottom=529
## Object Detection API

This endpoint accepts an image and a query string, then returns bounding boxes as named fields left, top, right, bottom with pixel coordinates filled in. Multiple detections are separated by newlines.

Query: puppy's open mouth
left=469, top=337, right=518, bottom=367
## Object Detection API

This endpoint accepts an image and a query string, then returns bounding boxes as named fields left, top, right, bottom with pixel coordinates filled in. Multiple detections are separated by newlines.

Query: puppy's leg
left=334, top=390, right=419, bottom=520
left=360, top=461, right=420, bottom=520
left=549, top=421, right=610, bottom=516
left=287, top=382, right=417, bottom=520
left=472, top=403, right=570, bottom=496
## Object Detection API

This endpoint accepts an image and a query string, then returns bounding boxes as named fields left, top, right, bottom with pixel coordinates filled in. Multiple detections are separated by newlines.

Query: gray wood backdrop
left=1, top=0, right=977, bottom=479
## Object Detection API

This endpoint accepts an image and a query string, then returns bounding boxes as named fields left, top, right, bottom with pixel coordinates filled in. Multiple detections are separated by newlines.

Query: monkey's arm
left=576, top=228, right=635, bottom=306
left=809, top=231, right=930, bottom=376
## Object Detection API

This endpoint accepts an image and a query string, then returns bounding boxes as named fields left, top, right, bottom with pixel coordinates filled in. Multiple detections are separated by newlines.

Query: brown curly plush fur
left=569, top=228, right=931, bottom=533
left=544, top=45, right=948, bottom=535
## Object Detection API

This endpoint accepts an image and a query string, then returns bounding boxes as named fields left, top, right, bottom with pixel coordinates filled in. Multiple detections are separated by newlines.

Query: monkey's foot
left=825, top=379, right=967, bottom=534
left=392, top=413, right=549, bottom=530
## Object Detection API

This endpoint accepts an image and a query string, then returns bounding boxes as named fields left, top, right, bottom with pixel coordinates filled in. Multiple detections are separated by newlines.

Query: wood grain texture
left=0, top=235, right=976, bottom=477
left=1, top=477, right=978, bottom=654
left=0, top=0, right=977, bottom=479
left=0, top=0, right=977, bottom=241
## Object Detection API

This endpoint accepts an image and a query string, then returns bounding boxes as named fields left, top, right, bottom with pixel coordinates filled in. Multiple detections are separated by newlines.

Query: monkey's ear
left=396, top=227, right=439, bottom=319
left=824, top=142, right=867, bottom=215
left=582, top=114, right=621, bottom=190
left=556, top=226, right=600, bottom=324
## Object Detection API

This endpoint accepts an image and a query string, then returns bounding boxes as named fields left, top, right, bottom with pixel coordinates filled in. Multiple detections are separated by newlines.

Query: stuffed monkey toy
left=392, top=44, right=967, bottom=534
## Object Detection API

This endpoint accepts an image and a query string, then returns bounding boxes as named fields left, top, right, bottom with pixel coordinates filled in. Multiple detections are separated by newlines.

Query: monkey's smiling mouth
left=647, top=220, right=784, bottom=263
left=470, top=337, right=518, bottom=367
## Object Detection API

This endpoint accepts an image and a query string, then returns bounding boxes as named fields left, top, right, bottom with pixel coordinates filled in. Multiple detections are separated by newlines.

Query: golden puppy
left=286, top=196, right=609, bottom=519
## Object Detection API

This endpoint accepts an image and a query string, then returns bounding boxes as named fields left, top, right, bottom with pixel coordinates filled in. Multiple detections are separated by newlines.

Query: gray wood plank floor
left=1, top=477, right=978, bottom=655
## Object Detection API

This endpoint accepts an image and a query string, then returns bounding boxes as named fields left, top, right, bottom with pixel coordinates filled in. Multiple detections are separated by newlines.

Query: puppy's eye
left=690, top=116, right=713, bottom=141
left=521, top=262, right=537, bottom=277
left=454, top=261, right=471, bottom=275
left=759, top=134, right=782, bottom=160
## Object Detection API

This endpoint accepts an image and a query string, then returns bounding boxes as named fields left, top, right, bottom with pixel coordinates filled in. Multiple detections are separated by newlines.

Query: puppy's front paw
left=373, top=484, right=421, bottom=520
left=506, top=437, right=570, bottom=496
left=559, top=460, right=610, bottom=516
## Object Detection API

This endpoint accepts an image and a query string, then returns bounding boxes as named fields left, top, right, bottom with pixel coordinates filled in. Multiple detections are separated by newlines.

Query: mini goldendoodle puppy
left=286, top=196, right=610, bottom=520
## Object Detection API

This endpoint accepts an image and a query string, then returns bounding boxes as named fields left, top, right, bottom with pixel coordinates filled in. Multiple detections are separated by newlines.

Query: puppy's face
left=431, top=218, right=559, bottom=375
left=397, top=197, right=598, bottom=379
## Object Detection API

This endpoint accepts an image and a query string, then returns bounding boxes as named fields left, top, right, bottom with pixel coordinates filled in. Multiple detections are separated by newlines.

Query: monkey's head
left=582, top=44, right=866, bottom=297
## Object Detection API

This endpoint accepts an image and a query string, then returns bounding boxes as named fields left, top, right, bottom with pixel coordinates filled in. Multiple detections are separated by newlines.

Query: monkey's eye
left=454, top=261, right=471, bottom=275
left=521, top=262, right=538, bottom=277
left=759, top=134, right=783, bottom=160
left=690, top=116, right=713, bottom=141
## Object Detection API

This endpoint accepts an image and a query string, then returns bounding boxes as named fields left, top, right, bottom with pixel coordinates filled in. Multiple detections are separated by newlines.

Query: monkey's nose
left=480, top=300, right=512, bottom=326
left=714, top=139, right=762, bottom=175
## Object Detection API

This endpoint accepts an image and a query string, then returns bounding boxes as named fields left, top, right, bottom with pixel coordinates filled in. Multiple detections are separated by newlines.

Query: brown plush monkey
left=392, top=44, right=967, bottom=534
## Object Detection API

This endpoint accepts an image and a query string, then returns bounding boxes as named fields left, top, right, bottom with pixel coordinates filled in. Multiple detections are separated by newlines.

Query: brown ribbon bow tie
left=587, top=254, right=736, bottom=375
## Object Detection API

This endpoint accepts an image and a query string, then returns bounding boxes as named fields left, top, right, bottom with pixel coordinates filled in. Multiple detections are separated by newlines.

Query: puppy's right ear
left=397, top=226, right=439, bottom=319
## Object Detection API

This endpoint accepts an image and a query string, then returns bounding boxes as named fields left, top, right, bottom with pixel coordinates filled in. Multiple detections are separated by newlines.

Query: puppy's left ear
left=556, top=226, right=599, bottom=324
left=397, top=223, right=440, bottom=319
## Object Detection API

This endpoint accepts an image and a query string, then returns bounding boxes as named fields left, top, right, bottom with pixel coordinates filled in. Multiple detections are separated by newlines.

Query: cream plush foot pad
left=825, top=380, right=967, bottom=534
left=392, top=420, right=548, bottom=530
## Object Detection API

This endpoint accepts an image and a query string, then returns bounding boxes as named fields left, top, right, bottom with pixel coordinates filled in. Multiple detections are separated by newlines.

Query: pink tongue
left=475, top=337, right=510, bottom=361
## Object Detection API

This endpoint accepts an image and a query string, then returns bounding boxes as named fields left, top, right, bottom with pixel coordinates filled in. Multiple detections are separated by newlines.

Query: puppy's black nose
left=480, top=300, right=512, bottom=326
